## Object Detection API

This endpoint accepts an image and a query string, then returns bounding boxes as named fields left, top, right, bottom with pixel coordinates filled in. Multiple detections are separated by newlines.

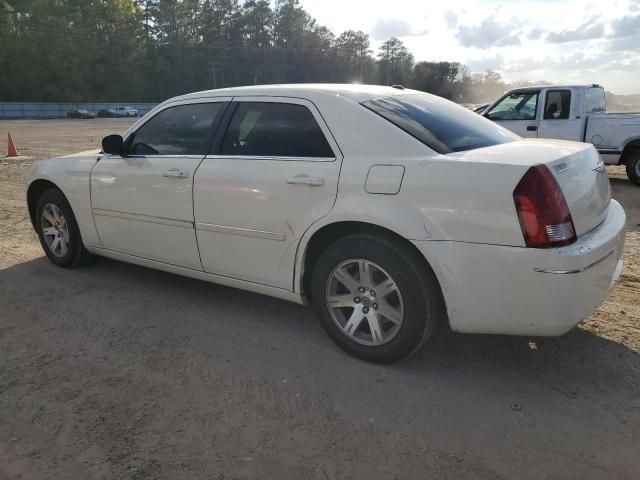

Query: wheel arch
left=620, top=138, right=640, bottom=164
left=297, top=220, right=446, bottom=310
left=27, top=179, right=64, bottom=230
left=26, top=154, right=102, bottom=246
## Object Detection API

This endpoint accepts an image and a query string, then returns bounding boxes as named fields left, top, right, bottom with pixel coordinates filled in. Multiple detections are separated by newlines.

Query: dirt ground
left=0, top=119, right=639, bottom=479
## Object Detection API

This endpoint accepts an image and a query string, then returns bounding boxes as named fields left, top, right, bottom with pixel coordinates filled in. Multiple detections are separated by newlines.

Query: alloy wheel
left=41, top=203, right=70, bottom=257
left=325, top=259, right=404, bottom=346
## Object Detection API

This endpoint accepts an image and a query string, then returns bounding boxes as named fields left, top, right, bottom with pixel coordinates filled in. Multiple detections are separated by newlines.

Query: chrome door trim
left=122, top=154, right=205, bottom=160
left=205, top=154, right=335, bottom=163
left=196, top=222, right=286, bottom=241
left=533, top=250, right=614, bottom=274
left=93, top=208, right=194, bottom=229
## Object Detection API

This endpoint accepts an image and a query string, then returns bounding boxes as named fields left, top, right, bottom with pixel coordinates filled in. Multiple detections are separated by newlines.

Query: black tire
left=626, top=149, right=640, bottom=186
left=35, top=189, right=92, bottom=268
left=311, top=233, right=445, bottom=363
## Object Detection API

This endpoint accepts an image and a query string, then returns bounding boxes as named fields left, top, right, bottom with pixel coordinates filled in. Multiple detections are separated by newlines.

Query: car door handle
left=162, top=168, right=189, bottom=178
left=527, top=125, right=538, bottom=131
left=285, top=175, right=325, bottom=186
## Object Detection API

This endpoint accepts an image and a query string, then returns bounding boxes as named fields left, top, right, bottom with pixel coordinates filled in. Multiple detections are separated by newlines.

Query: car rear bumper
left=413, top=200, right=626, bottom=336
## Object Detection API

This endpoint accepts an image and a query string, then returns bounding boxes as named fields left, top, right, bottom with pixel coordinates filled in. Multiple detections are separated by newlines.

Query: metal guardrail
left=0, top=102, right=158, bottom=119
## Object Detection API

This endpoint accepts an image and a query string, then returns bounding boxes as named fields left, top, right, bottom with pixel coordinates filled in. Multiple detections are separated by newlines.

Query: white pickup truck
left=483, top=84, right=640, bottom=185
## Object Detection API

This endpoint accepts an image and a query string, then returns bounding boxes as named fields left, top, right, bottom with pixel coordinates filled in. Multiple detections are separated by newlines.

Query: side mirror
left=101, top=134, right=124, bottom=155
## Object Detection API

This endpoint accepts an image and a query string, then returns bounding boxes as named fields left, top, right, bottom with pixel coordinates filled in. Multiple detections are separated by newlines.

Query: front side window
left=362, top=94, right=518, bottom=154
left=220, top=102, right=334, bottom=158
left=486, top=91, right=539, bottom=121
left=544, top=90, right=571, bottom=119
left=128, top=103, right=223, bottom=155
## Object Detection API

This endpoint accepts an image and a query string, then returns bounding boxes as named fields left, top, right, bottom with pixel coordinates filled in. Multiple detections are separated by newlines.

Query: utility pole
left=386, top=42, right=391, bottom=85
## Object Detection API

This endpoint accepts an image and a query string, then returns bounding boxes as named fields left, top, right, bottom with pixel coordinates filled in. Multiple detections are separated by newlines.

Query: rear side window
left=585, top=87, right=606, bottom=113
left=363, top=94, right=518, bottom=154
left=129, top=103, right=223, bottom=155
left=220, top=102, right=334, bottom=158
left=544, top=90, right=571, bottom=119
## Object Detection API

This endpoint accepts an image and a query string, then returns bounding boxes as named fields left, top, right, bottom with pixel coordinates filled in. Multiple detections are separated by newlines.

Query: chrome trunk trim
left=93, top=208, right=194, bottom=229
left=533, top=250, right=614, bottom=274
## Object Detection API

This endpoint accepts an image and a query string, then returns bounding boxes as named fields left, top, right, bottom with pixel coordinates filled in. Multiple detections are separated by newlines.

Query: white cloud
left=545, top=18, right=605, bottom=43
left=370, top=18, right=415, bottom=40
left=443, top=9, right=459, bottom=29
left=610, top=13, right=640, bottom=36
left=466, top=55, right=505, bottom=71
left=528, top=28, right=545, bottom=40
left=607, top=33, right=640, bottom=50
left=456, top=17, right=522, bottom=48
left=296, top=0, right=640, bottom=94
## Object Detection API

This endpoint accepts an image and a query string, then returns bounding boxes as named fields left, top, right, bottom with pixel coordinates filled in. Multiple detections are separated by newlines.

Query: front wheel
left=311, top=234, right=444, bottom=363
left=626, top=150, right=640, bottom=186
left=35, top=189, right=92, bottom=268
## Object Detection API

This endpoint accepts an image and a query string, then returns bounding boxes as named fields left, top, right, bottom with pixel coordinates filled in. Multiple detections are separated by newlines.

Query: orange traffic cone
left=7, top=132, right=20, bottom=157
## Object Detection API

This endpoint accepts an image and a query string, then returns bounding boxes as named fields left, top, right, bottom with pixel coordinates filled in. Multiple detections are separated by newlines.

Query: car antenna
left=391, top=84, right=405, bottom=90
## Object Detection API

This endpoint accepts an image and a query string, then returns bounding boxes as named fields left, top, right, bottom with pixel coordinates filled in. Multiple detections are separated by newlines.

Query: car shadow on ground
left=1, top=255, right=639, bottom=479
left=610, top=176, right=640, bottom=231
left=2, top=255, right=638, bottom=384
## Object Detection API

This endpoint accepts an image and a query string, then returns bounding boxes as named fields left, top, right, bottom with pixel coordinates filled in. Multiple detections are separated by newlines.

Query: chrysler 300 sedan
left=26, top=84, right=626, bottom=363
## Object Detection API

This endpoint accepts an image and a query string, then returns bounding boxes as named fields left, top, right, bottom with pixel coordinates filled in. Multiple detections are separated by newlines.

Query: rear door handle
left=162, top=168, right=189, bottom=178
left=527, top=125, right=538, bottom=132
left=286, top=175, right=325, bottom=186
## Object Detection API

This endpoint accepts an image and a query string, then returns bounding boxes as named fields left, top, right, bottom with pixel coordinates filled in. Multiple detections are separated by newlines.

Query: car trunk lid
left=448, top=139, right=611, bottom=237
left=545, top=144, right=610, bottom=237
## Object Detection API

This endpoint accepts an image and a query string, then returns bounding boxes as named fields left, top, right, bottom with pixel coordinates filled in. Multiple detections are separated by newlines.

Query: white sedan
left=26, top=84, right=626, bottom=363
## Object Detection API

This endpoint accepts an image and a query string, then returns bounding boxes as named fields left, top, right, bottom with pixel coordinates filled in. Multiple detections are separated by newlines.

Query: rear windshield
left=362, top=94, right=518, bottom=154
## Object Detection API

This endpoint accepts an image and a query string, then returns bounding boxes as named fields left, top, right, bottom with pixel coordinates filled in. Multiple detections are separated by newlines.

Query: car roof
left=172, top=84, right=422, bottom=103
left=508, top=84, right=602, bottom=91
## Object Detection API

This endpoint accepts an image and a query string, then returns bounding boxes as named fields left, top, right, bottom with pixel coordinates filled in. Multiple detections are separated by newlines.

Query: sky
left=298, top=0, right=640, bottom=94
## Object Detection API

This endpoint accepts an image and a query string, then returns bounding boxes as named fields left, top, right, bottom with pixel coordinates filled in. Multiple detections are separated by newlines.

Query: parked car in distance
left=26, top=84, right=626, bottom=363
left=66, top=109, right=95, bottom=119
left=113, top=105, right=139, bottom=117
left=96, top=106, right=139, bottom=118
left=483, top=84, right=640, bottom=184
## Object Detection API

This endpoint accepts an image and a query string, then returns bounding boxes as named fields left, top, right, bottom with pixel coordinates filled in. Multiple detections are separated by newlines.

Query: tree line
left=0, top=0, right=514, bottom=103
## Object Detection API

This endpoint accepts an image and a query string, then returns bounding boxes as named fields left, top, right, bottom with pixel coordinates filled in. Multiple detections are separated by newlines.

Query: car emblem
left=592, top=161, right=605, bottom=173
left=553, top=162, right=568, bottom=173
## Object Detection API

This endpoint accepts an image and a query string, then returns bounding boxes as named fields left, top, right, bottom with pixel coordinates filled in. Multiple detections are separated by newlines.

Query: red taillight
left=513, top=165, right=576, bottom=248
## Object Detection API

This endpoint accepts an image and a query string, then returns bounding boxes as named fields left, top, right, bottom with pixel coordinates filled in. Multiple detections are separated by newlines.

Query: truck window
left=585, top=87, right=606, bottom=113
left=544, top=90, right=571, bottom=119
left=485, top=91, right=538, bottom=121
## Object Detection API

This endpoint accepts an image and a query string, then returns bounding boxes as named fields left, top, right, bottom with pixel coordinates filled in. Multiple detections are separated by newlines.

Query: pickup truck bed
left=586, top=112, right=640, bottom=158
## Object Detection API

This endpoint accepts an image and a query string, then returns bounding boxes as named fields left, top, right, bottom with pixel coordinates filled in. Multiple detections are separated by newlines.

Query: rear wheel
left=626, top=149, right=640, bottom=186
left=35, top=189, right=92, bottom=268
left=311, top=233, right=444, bottom=363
